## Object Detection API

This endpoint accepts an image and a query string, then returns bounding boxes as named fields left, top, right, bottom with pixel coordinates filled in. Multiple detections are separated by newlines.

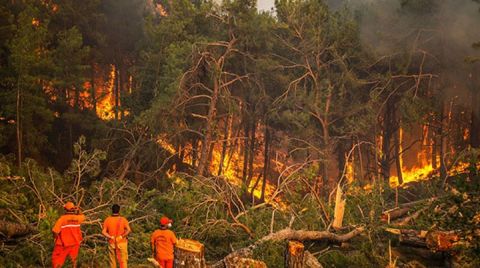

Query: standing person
left=51, top=201, right=86, bottom=268
left=151, top=216, right=177, bottom=268
left=102, top=204, right=131, bottom=268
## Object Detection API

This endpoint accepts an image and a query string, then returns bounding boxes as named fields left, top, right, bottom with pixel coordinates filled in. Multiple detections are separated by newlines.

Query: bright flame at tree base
left=389, top=164, right=434, bottom=187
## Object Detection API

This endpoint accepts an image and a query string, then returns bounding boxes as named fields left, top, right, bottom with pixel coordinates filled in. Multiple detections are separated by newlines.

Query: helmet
left=63, top=202, right=76, bottom=210
left=160, top=216, right=172, bottom=226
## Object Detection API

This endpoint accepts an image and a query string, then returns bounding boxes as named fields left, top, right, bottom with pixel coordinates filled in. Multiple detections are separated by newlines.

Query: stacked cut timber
left=175, top=239, right=206, bottom=268
left=286, top=240, right=305, bottom=268
left=224, top=257, right=267, bottom=268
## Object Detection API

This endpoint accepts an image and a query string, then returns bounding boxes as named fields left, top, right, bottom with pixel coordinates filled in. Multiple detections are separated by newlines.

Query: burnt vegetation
left=0, top=0, right=480, bottom=267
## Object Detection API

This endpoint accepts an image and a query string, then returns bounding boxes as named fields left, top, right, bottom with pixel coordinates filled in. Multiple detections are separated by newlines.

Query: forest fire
left=390, top=163, right=434, bottom=187
left=157, top=132, right=279, bottom=204
left=95, top=65, right=116, bottom=120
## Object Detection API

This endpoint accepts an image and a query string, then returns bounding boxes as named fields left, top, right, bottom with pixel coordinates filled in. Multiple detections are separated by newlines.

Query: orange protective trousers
left=156, top=259, right=173, bottom=268
left=52, top=244, right=80, bottom=268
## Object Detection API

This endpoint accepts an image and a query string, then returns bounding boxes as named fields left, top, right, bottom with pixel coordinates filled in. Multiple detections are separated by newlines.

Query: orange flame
left=96, top=65, right=116, bottom=120
left=155, top=122, right=282, bottom=206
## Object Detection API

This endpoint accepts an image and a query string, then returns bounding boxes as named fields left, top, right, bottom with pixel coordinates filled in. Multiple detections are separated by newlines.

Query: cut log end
left=286, top=240, right=306, bottom=268
left=175, top=239, right=206, bottom=268
left=176, top=238, right=204, bottom=253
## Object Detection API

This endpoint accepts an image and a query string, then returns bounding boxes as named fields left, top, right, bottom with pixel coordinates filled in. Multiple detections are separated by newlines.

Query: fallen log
left=304, top=251, right=323, bottom=268
left=0, top=220, right=33, bottom=238
left=381, top=207, right=411, bottom=222
left=393, top=207, right=427, bottom=226
left=381, top=197, right=437, bottom=223
left=209, top=227, right=364, bottom=268
left=385, top=228, right=459, bottom=252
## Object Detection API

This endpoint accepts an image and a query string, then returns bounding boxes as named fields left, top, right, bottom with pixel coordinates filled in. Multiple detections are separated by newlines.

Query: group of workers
left=51, top=201, right=177, bottom=268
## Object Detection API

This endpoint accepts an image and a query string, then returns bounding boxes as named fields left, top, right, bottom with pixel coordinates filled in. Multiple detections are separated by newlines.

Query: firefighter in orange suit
left=102, top=204, right=131, bottom=268
left=151, top=216, right=177, bottom=268
left=51, top=201, right=86, bottom=268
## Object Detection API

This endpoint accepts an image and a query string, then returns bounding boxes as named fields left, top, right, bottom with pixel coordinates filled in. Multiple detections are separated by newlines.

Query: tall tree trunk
left=431, top=125, right=437, bottom=170
left=114, top=65, right=119, bottom=121
left=246, top=119, right=256, bottom=187
left=192, top=138, right=198, bottom=168
left=260, top=124, right=270, bottom=202
left=119, top=62, right=127, bottom=119
left=74, top=85, right=80, bottom=111
left=357, top=139, right=365, bottom=183
left=439, top=100, right=447, bottom=180
left=394, top=125, right=404, bottom=185
left=470, top=88, right=480, bottom=148
left=91, top=64, right=97, bottom=114
left=320, top=124, right=332, bottom=191
left=336, top=141, right=346, bottom=182
left=242, top=115, right=250, bottom=184
left=16, top=80, right=22, bottom=167
left=218, top=116, right=230, bottom=176
left=381, top=100, right=394, bottom=182
left=197, top=76, right=219, bottom=176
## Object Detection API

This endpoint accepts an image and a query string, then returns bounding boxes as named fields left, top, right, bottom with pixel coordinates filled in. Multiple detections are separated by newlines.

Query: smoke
left=328, top=0, right=480, bottom=63
left=328, top=0, right=480, bottom=99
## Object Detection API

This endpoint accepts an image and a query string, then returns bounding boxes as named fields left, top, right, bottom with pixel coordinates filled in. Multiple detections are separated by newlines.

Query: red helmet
left=63, top=202, right=76, bottom=210
left=160, top=216, right=172, bottom=225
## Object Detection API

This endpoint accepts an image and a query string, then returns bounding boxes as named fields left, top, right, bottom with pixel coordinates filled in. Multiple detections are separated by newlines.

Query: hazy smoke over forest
left=328, top=0, right=480, bottom=99
left=328, top=0, right=480, bottom=61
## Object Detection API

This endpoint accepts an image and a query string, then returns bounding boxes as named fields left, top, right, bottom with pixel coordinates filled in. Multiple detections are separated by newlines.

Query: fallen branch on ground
left=385, top=228, right=460, bottom=251
left=393, top=207, right=428, bottom=226
left=0, top=220, right=33, bottom=238
left=209, top=226, right=364, bottom=268
left=382, top=197, right=437, bottom=222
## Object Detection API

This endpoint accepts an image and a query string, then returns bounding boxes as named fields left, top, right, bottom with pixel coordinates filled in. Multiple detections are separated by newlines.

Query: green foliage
left=65, top=135, right=106, bottom=181
left=253, top=240, right=286, bottom=267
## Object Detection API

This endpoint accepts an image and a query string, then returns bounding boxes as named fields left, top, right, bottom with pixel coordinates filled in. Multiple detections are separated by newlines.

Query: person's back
left=102, top=204, right=131, bottom=268
left=103, top=216, right=129, bottom=244
left=151, top=229, right=176, bottom=259
left=151, top=217, right=176, bottom=268
left=53, top=214, right=85, bottom=247
left=51, top=202, right=85, bottom=268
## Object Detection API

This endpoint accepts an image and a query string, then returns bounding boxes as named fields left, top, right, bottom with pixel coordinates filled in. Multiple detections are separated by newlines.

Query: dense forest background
left=1, top=0, right=480, bottom=267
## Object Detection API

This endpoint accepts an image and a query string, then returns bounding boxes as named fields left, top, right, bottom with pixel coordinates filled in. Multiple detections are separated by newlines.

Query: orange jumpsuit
left=51, top=213, right=85, bottom=268
left=151, top=229, right=177, bottom=268
left=103, top=216, right=130, bottom=268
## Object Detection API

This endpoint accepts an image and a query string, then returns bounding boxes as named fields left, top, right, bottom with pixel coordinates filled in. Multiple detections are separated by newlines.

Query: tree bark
left=246, top=118, right=256, bottom=187
left=218, top=117, right=230, bottom=176
left=192, top=138, right=198, bottom=168
left=285, top=240, right=305, bottom=268
left=114, top=65, right=119, bottom=121
left=197, top=74, right=219, bottom=176
left=119, top=62, right=127, bottom=119
left=0, top=220, right=32, bottom=238
left=16, top=79, right=22, bottom=167
left=91, top=63, right=97, bottom=114
left=381, top=100, right=394, bottom=182
left=242, top=114, right=250, bottom=184
left=439, top=100, right=447, bottom=180
left=210, top=227, right=363, bottom=268
left=260, top=124, right=270, bottom=202
left=394, top=125, right=404, bottom=185
left=470, top=87, right=480, bottom=148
